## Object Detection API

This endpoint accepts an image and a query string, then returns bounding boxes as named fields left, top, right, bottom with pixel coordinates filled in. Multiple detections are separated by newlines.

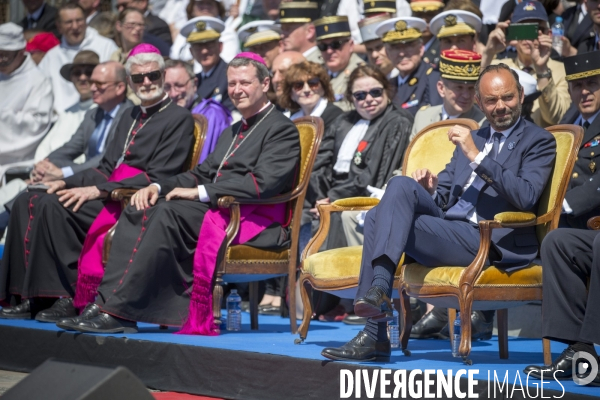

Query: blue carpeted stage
left=0, top=311, right=598, bottom=399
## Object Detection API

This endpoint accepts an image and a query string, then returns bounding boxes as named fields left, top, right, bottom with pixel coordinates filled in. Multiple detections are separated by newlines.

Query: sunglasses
left=317, top=40, right=348, bottom=52
left=130, top=70, right=162, bottom=84
left=292, top=78, right=320, bottom=91
left=352, top=88, right=384, bottom=101
left=71, top=66, right=95, bottom=77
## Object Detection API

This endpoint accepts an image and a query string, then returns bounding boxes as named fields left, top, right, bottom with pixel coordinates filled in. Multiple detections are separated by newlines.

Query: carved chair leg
left=458, top=297, right=473, bottom=360
left=448, top=308, right=456, bottom=339
left=297, top=274, right=313, bottom=342
left=213, top=276, right=224, bottom=327
left=249, top=281, right=259, bottom=330
left=497, top=309, right=509, bottom=359
left=288, top=272, right=298, bottom=334
left=102, top=221, right=118, bottom=266
left=543, top=338, right=552, bottom=366
left=399, top=288, right=412, bottom=355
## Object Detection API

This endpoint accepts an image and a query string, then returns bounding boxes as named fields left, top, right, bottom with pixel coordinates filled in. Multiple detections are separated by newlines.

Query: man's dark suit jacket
left=145, top=13, right=173, bottom=46
left=196, top=58, right=234, bottom=112
left=19, top=2, right=59, bottom=38
left=48, top=99, right=134, bottom=175
left=562, top=6, right=595, bottom=55
left=435, top=118, right=556, bottom=269
left=559, top=104, right=600, bottom=227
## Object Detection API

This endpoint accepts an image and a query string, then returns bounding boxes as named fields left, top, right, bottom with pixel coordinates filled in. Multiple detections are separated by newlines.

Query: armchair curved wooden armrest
left=110, top=188, right=139, bottom=208
left=301, top=198, right=380, bottom=263
left=588, top=216, right=600, bottom=230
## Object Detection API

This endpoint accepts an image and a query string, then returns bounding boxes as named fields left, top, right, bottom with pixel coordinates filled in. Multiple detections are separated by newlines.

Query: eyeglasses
left=291, top=78, right=320, bottom=91
left=164, top=78, right=194, bottom=92
left=123, top=22, right=145, bottom=30
left=352, top=88, right=384, bottom=101
left=90, top=80, right=119, bottom=89
left=71, top=66, right=95, bottom=77
left=317, top=40, right=348, bottom=52
left=130, top=70, right=162, bottom=84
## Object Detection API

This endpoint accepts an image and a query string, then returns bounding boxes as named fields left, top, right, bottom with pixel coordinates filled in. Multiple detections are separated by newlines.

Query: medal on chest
left=353, top=140, right=368, bottom=166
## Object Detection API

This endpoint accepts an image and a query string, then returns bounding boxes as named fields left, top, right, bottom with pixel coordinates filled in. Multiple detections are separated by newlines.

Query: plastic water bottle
left=388, top=305, right=399, bottom=348
left=452, top=312, right=461, bottom=357
left=226, top=289, right=242, bottom=331
left=552, top=17, right=564, bottom=55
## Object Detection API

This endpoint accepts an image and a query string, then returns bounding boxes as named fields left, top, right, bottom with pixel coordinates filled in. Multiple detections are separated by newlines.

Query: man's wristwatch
left=536, top=69, right=552, bottom=79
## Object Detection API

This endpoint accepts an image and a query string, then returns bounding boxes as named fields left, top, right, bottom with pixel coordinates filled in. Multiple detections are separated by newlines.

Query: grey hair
left=125, top=52, right=165, bottom=76
left=474, top=63, right=523, bottom=100
left=227, top=57, right=270, bottom=82
left=165, top=59, right=195, bottom=80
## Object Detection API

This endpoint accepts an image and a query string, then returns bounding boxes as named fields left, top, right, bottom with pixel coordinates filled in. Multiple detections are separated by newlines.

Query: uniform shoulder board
left=426, top=67, right=433, bottom=75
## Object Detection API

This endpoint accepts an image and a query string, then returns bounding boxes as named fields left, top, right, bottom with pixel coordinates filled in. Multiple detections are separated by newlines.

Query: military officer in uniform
left=278, top=2, right=324, bottom=65
left=558, top=51, right=600, bottom=228
left=375, top=17, right=442, bottom=116
left=238, top=20, right=281, bottom=69
left=314, top=16, right=365, bottom=110
left=483, top=0, right=570, bottom=127
left=363, top=0, right=396, bottom=17
left=359, top=15, right=399, bottom=80
left=410, top=0, right=445, bottom=67
left=183, top=17, right=234, bottom=112
left=430, top=10, right=481, bottom=55
left=411, top=49, right=485, bottom=138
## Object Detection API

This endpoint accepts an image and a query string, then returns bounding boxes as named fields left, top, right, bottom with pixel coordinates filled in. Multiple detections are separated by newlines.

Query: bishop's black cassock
left=94, top=104, right=300, bottom=327
left=0, top=98, right=195, bottom=302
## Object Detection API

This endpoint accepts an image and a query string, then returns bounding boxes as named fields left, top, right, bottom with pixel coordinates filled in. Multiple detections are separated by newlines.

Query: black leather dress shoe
left=322, top=331, right=391, bottom=362
left=0, top=299, right=34, bottom=319
left=343, top=314, right=368, bottom=325
left=56, top=303, right=101, bottom=331
left=35, top=298, right=76, bottom=323
left=411, top=311, right=448, bottom=339
left=258, top=305, right=281, bottom=315
left=354, top=286, right=392, bottom=319
left=438, top=311, right=494, bottom=341
left=524, top=347, right=576, bottom=380
left=71, top=312, right=138, bottom=334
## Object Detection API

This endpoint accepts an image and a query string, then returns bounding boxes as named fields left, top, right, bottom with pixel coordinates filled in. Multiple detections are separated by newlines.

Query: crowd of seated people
left=1, top=0, right=600, bottom=385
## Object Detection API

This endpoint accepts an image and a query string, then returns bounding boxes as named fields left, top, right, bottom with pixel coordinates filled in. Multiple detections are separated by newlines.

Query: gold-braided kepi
left=375, top=17, right=427, bottom=44
left=363, top=0, right=396, bottom=15
left=410, top=0, right=444, bottom=13
left=314, top=16, right=351, bottom=41
left=438, top=49, right=481, bottom=82
left=277, top=2, right=319, bottom=24
left=429, top=10, right=482, bottom=38
left=182, top=16, right=224, bottom=44
left=238, top=20, right=281, bottom=48
left=564, top=50, right=600, bottom=81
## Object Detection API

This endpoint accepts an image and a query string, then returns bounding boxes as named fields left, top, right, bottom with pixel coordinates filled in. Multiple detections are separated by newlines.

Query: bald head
left=91, top=61, right=127, bottom=111
left=272, top=51, right=306, bottom=97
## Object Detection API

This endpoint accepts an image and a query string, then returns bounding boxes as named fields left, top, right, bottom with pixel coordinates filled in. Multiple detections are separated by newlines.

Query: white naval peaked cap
left=0, top=22, right=26, bottom=51
left=429, top=10, right=482, bottom=38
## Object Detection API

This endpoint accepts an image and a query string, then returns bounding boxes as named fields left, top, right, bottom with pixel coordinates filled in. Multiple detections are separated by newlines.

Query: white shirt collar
left=241, top=102, right=272, bottom=125
left=387, top=68, right=399, bottom=80
left=441, top=106, right=460, bottom=120
left=290, top=98, right=328, bottom=120
left=140, top=94, right=168, bottom=113
left=86, top=11, right=98, bottom=24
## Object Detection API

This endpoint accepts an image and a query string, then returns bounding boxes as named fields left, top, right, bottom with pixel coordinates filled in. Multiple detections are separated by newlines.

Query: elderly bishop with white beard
left=0, top=44, right=195, bottom=322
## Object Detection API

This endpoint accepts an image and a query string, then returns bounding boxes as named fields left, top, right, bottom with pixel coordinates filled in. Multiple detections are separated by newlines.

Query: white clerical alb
left=333, top=119, right=370, bottom=174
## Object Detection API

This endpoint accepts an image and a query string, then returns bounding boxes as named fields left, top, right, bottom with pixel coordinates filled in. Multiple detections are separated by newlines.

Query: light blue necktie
left=445, top=132, right=503, bottom=221
left=88, top=112, right=112, bottom=157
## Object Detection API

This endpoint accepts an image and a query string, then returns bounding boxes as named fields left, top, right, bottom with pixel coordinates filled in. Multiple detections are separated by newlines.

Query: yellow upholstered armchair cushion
left=493, top=212, right=536, bottom=224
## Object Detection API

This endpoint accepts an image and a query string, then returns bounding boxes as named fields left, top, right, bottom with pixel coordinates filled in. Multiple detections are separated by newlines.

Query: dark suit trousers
left=355, top=176, right=483, bottom=302
left=541, top=228, right=600, bottom=344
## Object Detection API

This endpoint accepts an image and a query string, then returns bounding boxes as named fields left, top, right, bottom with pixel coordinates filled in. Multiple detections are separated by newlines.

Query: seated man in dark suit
left=321, top=63, right=556, bottom=362
left=19, top=0, right=59, bottom=38
left=33, top=61, right=132, bottom=182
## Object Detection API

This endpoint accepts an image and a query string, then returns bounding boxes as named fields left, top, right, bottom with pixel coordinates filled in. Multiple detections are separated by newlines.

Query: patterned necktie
left=88, top=112, right=112, bottom=157
left=445, top=131, right=503, bottom=221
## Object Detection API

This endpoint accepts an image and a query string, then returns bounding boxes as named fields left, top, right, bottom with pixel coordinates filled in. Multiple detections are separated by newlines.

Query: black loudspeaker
left=3, top=359, right=154, bottom=400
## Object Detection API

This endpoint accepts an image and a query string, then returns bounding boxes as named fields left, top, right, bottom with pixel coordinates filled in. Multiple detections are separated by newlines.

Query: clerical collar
left=491, top=118, right=520, bottom=139
left=27, top=2, right=45, bottom=21
left=140, top=94, right=169, bottom=115
left=576, top=110, right=600, bottom=127
left=241, top=102, right=272, bottom=126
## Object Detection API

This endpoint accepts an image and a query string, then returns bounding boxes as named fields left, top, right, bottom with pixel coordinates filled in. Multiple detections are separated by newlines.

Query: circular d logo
left=573, top=351, right=599, bottom=386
